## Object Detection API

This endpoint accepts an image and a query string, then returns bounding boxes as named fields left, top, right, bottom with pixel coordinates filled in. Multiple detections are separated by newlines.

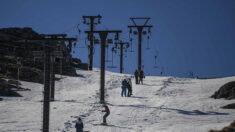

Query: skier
left=139, top=70, right=145, bottom=85
left=75, top=117, right=84, bottom=132
left=102, top=104, right=110, bottom=125
left=121, top=79, right=127, bottom=97
left=134, top=70, right=139, bottom=84
left=127, top=78, right=132, bottom=97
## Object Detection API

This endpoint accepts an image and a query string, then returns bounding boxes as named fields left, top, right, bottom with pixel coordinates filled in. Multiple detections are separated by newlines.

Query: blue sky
left=1, top=0, right=235, bottom=78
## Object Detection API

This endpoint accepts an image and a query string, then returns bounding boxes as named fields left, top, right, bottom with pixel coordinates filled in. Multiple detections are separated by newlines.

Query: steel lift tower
left=83, top=15, right=102, bottom=70
left=85, top=30, right=121, bottom=104
left=128, top=17, right=152, bottom=72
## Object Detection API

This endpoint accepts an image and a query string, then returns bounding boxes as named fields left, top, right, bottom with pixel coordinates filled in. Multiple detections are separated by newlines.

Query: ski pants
left=139, top=77, right=143, bottom=85
left=127, top=87, right=132, bottom=97
left=121, top=87, right=126, bottom=97
left=103, top=112, right=110, bottom=123
left=135, top=76, right=139, bottom=84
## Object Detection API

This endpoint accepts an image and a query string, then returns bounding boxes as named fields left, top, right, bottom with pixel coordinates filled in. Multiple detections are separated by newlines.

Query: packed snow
left=0, top=68, right=234, bottom=132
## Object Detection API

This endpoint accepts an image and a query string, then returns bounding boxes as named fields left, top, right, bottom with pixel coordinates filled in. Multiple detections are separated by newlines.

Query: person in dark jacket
left=121, top=83, right=127, bottom=97
left=75, top=117, right=84, bottom=132
left=102, top=104, right=110, bottom=125
left=139, top=70, right=145, bottom=85
left=134, top=70, right=139, bottom=84
left=121, top=79, right=128, bottom=97
left=127, top=78, right=132, bottom=97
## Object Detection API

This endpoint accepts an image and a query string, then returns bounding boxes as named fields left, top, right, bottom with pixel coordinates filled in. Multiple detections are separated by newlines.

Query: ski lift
left=107, top=39, right=113, bottom=44
left=114, top=33, right=119, bottom=40
left=76, top=24, right=81, bottom=38
left=143, top=31, right=147, bottom=35
left=105, top=44, right=111, bottom=62
left=159, top=66, right=164, bottom=75
left=114, top=43, right=118, bottom=48
left=73, top=42, right=76, bottom=47
left=129, top=38, right=134, bottom=52
left=153, top=50, right=159, bottom=68
left=83, top=19, right=86, bottom=24
left=148, top=27, right=151, bottom=33
left=108, top=47, right=117, bottom=68
left=112, top=47, right=117, bottom=54
left=124, top=49, right=128, bottom=58
left=129, top=28, right=132, bottom=34
left=153, top=55, right=158, bottom=68
left=98, top=14, right=101, bottom=24
left=146, top=36, right=150, bottom=50
left=126, top=43, right=129, bottom=49
left=94, top=39, right=100, bottom=44
left=133, top=31, right=138, bottom=35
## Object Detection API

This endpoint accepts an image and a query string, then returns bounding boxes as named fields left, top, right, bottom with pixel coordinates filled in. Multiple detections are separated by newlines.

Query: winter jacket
left=102, top=106, right=110, bottom=114
left=122, top=79, right=128, bottom=86
left=75, top=121, right=84, bottom=132
left=134, top=71, right=139, bottom=77
left=139, top=71, right=144, bottom=78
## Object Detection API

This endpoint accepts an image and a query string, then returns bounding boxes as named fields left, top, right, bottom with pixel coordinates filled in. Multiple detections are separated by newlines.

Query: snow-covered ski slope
left=0, top=68, right=235, bottom=132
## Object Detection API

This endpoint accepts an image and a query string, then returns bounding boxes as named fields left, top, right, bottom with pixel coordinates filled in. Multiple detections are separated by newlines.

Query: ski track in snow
left=0, top=68, right=235, bottom=132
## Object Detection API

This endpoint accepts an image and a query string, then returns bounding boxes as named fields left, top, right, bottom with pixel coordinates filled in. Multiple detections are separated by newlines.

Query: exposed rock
left=71, top=58, right=88, bottom=70
left=7, top=79, right=21, bottom=85
left=209, top=120, right=235, bottom=132
left=0, top=78, right=22, bottom=97
left=211, top=81, right=235, bottom=100
left=0, top=27, right=88, bottom=84
left=222, top=103, right=235, bottom=109
left=0, top=55, right=43, bottom=83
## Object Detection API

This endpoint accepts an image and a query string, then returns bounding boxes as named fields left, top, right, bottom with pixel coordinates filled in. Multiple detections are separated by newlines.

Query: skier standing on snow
left=134, top=70, right=139, bottom=84
left=127, top=78, right=132, bottom=97
left=102, top=104, right=110, bottom=125
left=121, top=79, right=127, bottom=97
left=139, top=70, right=145, bottom=85
left=75, top=117, right=84, bottom=132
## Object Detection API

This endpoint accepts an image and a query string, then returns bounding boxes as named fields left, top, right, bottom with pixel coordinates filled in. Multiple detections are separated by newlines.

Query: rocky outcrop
left=0, top=78, right=23, bottom=97
left=0, top=27, right=88, bottom=84
left=209, top=120, right=235, bottom=132
left=71, top=58, right=88, bottom=70
left=222, top=103, right=235, bottom=109
left=211, top=81, right=235, bottom=100
left=0, top=55, right=44, bottom=83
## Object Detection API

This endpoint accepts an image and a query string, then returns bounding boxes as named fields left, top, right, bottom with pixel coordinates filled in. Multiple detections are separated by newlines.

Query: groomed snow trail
left=0, top=69, right=234, bottom=132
